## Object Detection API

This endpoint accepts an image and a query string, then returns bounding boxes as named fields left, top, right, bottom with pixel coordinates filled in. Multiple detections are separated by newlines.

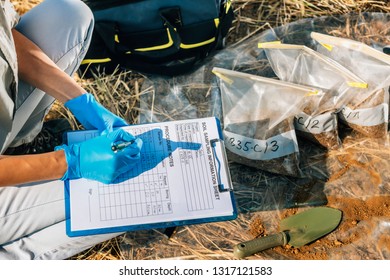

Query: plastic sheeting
left=132, top=13, right=390, bottom=260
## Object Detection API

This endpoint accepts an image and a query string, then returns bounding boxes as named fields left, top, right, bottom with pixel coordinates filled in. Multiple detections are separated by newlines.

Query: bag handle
left=94, top=7, right=184, bottom=59
left=130, top=7, right=183, bottom=57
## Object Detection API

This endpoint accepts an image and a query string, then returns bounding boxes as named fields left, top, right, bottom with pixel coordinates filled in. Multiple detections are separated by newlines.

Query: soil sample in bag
left=260, top=43, right=369, bottom=149
left=338, top=88, right=389, bottom=138
left=294, top=95, right=340, bottom=149
left=224, top=119, right=303, bottom=177
left=312, top=32, right=390, bottom=139
left=212, top=67, right=320, bottom=178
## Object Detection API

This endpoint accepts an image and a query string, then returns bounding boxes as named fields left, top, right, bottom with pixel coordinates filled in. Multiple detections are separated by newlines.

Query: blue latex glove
left=65, top=93, right=127, bottom=134
left=55, top=129, right=142, bottom=184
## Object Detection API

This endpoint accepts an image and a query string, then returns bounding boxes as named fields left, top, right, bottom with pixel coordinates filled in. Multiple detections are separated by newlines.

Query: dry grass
left=229, top=0, right=390, bottom=44
left=10, top=0, right=41, bottom=14
left=10, top=0, right=390, bottom=260
left=12, top=0, right=390, bottom=127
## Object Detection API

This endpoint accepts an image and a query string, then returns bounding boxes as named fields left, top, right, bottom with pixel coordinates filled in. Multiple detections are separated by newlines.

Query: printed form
left=65, top=117, right=235, bottom=235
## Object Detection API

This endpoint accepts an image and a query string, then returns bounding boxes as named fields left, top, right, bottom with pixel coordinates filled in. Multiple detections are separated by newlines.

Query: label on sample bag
left=223, top=129, right=298, bottom=161
left=294, top=111, right=337, bottom=134
left=339, top=103, right=389, bottom=126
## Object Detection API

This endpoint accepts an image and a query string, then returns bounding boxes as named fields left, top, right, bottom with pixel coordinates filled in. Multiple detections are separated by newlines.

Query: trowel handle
left=233, top=232, right=288, bottom=259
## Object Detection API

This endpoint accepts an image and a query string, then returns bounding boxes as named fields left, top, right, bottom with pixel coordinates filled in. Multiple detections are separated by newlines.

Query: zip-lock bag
left=311, top=32, right=390, bottom=139
left=212, top=67, right=323, bottom=178
left=79, top=0, right=234, bottom=77
left=259, top=42, right=368, bottom=149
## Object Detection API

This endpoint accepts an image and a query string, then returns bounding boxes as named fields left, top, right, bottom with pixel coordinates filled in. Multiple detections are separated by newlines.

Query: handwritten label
left=339, top=103, right=389, bottom=126
left=294, top=111, right=337, bottom=134
left=223, top=130, right=299, bottom=161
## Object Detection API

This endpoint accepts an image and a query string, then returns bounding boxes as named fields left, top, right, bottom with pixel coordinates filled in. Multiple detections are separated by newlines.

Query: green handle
left=233, top=232, right=288, bottom=259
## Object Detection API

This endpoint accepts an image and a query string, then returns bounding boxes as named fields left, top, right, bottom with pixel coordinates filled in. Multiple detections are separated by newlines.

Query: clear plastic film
left=213, top=67, right=322, bottom=177
left=134, top=14, right=390, bottom=260
left=259, top=43, right=369, bottom=149
left=311, top=32, right=390, bottom=138
left=139, top=62, right=223, bottom=124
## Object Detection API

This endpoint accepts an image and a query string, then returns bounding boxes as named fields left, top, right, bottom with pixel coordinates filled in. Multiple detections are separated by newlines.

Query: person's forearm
left=0, top=151, right=67, bottom=187
left=12, top=29, right=85, bottom=103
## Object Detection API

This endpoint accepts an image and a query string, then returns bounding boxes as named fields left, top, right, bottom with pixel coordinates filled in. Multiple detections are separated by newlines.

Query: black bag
left=79, top=0, right=234, bottom=77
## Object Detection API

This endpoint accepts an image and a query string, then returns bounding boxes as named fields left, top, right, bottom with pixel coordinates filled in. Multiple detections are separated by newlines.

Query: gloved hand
left=55, top=129, right=142, bottom=184
left=64, top=93, right=128, bottom=134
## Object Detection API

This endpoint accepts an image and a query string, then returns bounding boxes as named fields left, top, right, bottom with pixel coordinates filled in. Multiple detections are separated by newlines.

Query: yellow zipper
left=81, top=58, right=112, bottom=65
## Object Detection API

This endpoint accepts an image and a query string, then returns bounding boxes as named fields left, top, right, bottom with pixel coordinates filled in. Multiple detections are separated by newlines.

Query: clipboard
left=63, top=117, right=237, bottom=237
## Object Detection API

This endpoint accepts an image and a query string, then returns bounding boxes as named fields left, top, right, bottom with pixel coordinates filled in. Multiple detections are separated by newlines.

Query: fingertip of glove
left=131, top=152, right=141, bottom=160
left=135, top=137, right=143, bottom=150
left=101, top=129, right=110, bottom=136
left=54, top=144, right=67, bottom=152
left=113, top=128, right=136, bottom=140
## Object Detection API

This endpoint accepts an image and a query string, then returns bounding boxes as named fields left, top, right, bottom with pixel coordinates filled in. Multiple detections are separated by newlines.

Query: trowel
left=233, top=207, right=342, bottom=259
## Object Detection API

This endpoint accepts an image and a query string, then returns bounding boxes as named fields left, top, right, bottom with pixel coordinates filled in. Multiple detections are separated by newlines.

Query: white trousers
left=0, top=0, right=121, bottom=260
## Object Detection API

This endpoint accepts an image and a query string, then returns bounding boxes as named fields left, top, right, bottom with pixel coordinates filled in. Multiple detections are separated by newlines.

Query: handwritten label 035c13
left=223, top=130, right=299, bottom=161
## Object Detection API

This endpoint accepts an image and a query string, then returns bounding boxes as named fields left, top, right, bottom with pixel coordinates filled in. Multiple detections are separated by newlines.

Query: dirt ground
left=223, top=4, right=390, bottom=260
left=130, top=11, right=390, bottom=260
left=248, top=196, right=390, bottom=260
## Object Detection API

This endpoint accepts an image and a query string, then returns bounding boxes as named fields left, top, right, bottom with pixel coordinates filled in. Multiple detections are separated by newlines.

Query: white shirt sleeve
left=1, top=0, right=20, bottom=28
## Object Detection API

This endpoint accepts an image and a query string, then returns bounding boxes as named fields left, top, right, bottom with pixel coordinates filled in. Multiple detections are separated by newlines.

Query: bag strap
left=221, top=0, right=235, bottom=37
left=217, top=0, right=235, bottom=48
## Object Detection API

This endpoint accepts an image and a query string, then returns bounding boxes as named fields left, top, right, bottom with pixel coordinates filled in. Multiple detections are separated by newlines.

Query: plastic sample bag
left=213, top=67, right=323, bottom=177
left=135, top=14, right=390, bottom=261
left=259, top=43, right=368, bottom=149
left=311, top=32, right=390, bottom=138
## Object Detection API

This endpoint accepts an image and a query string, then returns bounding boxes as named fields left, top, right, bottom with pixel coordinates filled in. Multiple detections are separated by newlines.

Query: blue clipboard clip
left=210, top=138, right=233, bottom=193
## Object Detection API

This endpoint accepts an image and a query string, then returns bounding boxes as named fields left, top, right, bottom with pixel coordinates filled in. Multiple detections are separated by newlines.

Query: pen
left=111, top=140, right=135, bottom=152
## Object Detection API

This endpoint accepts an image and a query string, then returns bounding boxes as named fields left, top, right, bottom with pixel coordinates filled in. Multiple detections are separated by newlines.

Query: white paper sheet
left=65, top=117, right=235, bottom=235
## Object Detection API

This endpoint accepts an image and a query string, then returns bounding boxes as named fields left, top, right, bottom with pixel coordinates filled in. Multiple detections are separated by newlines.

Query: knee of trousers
left=46, top=0, right=95, bottom=65
left=16, top=0, right=94, bottom=64
left=45, top=0, right=94, bottom=37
